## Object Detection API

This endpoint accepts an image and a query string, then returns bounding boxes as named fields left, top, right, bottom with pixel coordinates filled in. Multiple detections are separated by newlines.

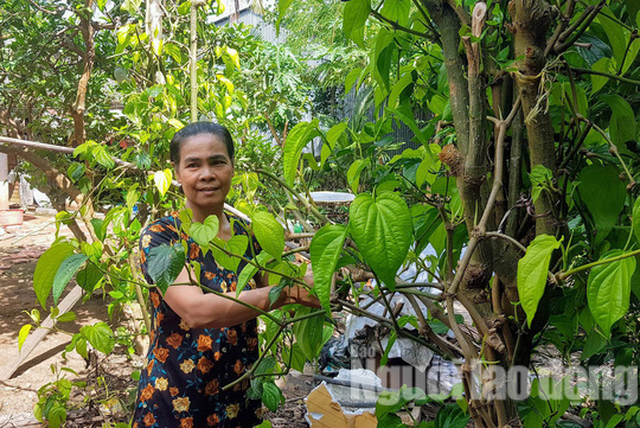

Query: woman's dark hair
left=170, top=122, right=235, bottom=165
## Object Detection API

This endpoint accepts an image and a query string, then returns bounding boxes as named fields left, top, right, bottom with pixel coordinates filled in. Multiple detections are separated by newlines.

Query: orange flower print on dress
left=146, top=359, right=154, bottom=376
left=153, top=347, right=169, bottom=363
left=156, top=312, right=164, bottom=324
left=213, top=351, right=222, bottom=361
left=204, top=379, right=219, bottom=396
left=189, top=243, right=200, bottom=259
left=179, top=319, right=191, bottom=330
left=155, top=377, right=168, bottom=391
left=172, top=396, right=190, bottom=413
left=226, top=328, right=238, bottom=346
left=170, top=387, right=179, bottom=396
left=197, top=334, right=213, bottom=352
left=149, top=224, right=166, bottom=233
left=197, top=356, right=214, bottom=374
left=166, top=332, right=183, bottom=349
left=140, top=384, right=155, bottom=402
left=226, top=403, right=240, bottom=419
left=204, top=271, right=216, bottom=280
left=233, top=359, right=244, bottom=375
left=143, top=412, right=156, bottom=427
left=180, top=417, right=194, bottom=428
left=207, top=414, right=219, bottom=426
left=246, top=337, right=258, bottom=351
left=230, top=281, right=237, bottom=292
left=180, top=358, right=196, bottom=374
left=150, top=291, right=161, bottom=308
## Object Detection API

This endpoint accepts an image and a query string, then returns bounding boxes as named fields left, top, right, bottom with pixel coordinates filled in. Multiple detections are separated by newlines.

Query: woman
left=132, top=122, right=319, bottom=428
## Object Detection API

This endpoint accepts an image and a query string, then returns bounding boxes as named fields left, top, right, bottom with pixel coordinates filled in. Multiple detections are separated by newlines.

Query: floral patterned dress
left=132, top=212, right=263, bottom=428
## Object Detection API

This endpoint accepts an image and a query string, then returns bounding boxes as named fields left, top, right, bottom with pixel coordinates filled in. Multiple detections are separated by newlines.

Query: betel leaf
left=237, top=252, right=273, bottom=295
left=343, top=0, right=371, bottom=47
left=517, top=234, right=561, bottom=327
left=310, top=224, right=347, bottom=315
left=76, top=262, right=103, bottom=293
left=34, top=242, right=75, bottom=308
left=210, top=234, right=249, bottom=272
left=348, top=192, right=412, bottom=290
left=190, top=215, right=219, bottom=248
left=602, top=94, right=636, bottom=153
left=261, top=381, right=284, bottom=412
left=252, top=211, right=285, bottom=259
left=80, top=322, right=115, bottom=354
left=18, top=324, right=31, bottom=351
left=52, top=254, right=89, bottom=306
left=380, top=0, right=410, bottom=27
left=591, top=57, right=614, bottom=92
left=147, top=243, right=186, bottom=294
left=434, top=403, right=470, bottom=428
left=587, top=250, right=636, bottom=336
left=292, top=306, right=325, bottom=361
left=325, top=122, right=348, bottom=150
left=153, top=169, right=172, bottom=197
left=577, top=163, right=626, bottom=243
left=634, top=197, right=640, bottom=244
left=282, top=119, right=320, bottom=187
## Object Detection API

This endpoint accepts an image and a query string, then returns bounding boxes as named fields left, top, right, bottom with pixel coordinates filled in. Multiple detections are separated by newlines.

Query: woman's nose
left=199, top=165, right=216, bottom=180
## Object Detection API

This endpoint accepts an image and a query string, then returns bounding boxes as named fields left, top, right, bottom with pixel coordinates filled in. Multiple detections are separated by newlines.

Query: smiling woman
left=131, top=122, right=319, bottom=428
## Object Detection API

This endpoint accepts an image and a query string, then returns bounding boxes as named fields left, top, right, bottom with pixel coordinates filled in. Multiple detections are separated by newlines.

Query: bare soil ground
left=0, top=213, right=314, bottom=428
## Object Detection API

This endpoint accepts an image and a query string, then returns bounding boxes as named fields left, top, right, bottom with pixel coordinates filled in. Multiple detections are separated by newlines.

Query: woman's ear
left=172, top=162, right=182, bottom=183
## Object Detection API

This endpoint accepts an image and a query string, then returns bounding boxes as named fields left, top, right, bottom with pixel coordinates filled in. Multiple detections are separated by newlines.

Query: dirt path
left=0, top=213, right=314, bottom=427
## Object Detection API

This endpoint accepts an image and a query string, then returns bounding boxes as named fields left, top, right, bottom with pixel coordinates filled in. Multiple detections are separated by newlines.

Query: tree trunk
left=70, top=0, right=95, bottom=147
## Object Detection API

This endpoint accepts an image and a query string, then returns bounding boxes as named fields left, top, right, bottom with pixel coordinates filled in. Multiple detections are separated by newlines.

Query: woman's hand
left=282, top=286, right=321, bottom=308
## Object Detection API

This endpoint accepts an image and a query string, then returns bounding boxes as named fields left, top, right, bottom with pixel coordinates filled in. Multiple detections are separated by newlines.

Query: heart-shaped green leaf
left=587, top=250, right=636, bottom=336
left=517, top=234, right=561, bottom=327
left=348, top=192, right=412, bottom=290
left=190, top=215, right=219, bottom=248
left=310, top=224, right=347, bottom=315
left=147, top=243, right=186, bottom=294
left=211, top=234, right=249, bottom=272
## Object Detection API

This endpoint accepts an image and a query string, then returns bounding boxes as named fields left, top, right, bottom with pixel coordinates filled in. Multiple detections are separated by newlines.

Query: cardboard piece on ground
left=305, top=383, right=377, bottom=428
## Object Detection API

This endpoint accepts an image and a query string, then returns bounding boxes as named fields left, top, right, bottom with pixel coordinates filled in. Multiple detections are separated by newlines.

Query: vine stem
left=255, top=168, right=331, bottom=225
left=222, top=324, right=285, bottom=391
left=556, top=248, right=640, bottom=281
left=581, top=117, right=635, bottom=183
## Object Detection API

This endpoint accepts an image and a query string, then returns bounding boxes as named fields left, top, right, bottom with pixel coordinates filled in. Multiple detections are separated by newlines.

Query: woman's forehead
left=180, top=133, right=230, bottom=158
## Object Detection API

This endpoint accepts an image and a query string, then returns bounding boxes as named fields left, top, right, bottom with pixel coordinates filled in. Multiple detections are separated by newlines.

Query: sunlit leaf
left=517, top=234, right=561, bottom=327
left=587, top=250, right=636, bottom=336
left=310, top=224, right=347, bottom=315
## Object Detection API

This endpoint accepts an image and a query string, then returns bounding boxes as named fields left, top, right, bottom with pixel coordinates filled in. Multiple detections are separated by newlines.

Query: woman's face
left=174, top=133, right=234, bottom=217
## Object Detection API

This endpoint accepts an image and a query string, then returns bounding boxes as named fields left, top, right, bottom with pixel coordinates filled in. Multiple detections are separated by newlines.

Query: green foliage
left=348, top=192, right=412, bottom=290
left=251, top=211, right=285, bottom=260
left=587, top=251, right=636, bottom=336
left=147, top=244, right=186, bottom=294
left=52, top=254, right=88, bottom=306
left=34, top=243, right=76, bottom=308
left=310, top=224, right=348, bottom=314
left=517, top=235, right=562, bottom=326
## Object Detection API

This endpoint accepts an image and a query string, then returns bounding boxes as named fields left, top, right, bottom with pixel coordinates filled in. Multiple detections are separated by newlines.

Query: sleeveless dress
left=131, top=212, right=263, bottom=428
